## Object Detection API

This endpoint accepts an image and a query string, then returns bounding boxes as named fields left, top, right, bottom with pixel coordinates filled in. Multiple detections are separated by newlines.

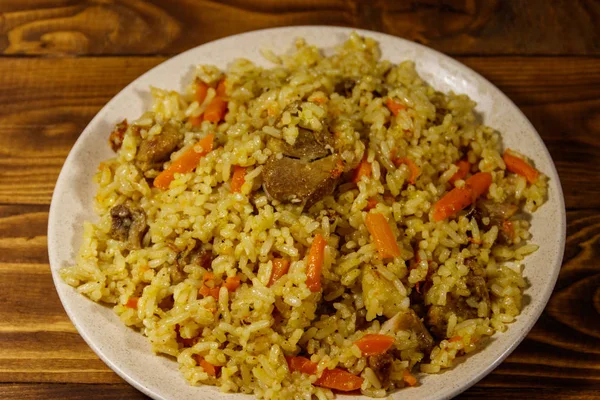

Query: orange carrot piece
left=286, top=356, right=318, bottom=375
left=449, top=335, right=463, bottom=343
left=432, top=172, right=492, bottom=222
left=189, top=114, right=203, bottom=127
left=154, top=134, right=214, bottom=190
left=216, top=78, right=227, bottom=97
left=230, top=165, right=246, bottom=193
left=203, top=97, right=227, bottom=123
left=223, top=276, right=241, bottom=292
left=125, top=297, right=139, bottom=309
left=316, top=368, right=364, bottom=392
left=503, top=149, right=539, bottom=184
left=353, top=334, right=395, bottom=356
left=467, top=171, right=493, bottom=198
left=195, top=81, right=209, bottom=104
left=199, top=284, right=220, bottom=299
left=385, top=98, right=407, bottom=116
left=365, top=212, right=401, bottom=259
left=194, top=355, right=220, bottom=377
left=306, top=234, right=326, bottom=292
left=403, top=369, right=418, bottom=387
left=502, top=220, right=515, bottom=240
left=202, top=272, right=215, bottom=283
left=199, top=271, right=220, bottom=298
left=449, top=159, right=471, bottom=184
left=268, top=258, right=290, bottom=287
left=286, top=356, right=363, bottom=392
left=365, top=197, right=378, bottom=211
left=394, top=157, right=420, bottom=184
left=353, top=155, right=372, bottom=183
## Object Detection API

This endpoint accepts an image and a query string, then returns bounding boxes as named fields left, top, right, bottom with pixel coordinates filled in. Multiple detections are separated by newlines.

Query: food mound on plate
left=61, top=33, right=547, bottom=398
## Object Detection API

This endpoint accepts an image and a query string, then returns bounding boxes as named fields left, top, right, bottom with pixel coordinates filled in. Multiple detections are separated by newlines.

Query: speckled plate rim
left=48, top=26, right=566, bottom=400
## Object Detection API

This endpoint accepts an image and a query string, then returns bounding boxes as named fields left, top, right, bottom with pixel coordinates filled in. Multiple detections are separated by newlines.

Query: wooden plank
left=0, top=56, right=598, bottom=207
left=0, top=0, right=598, bottom=56
left=1, top=205, right=598, bottom=387
left=0, top=384, right=147, bottom=399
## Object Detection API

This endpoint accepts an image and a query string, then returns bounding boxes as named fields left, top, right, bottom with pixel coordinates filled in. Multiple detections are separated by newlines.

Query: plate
left=48, top=26, right=566, bottom=400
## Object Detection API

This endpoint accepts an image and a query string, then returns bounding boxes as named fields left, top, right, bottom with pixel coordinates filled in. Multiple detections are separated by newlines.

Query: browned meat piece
left=334, top=78, right=356, bottom=97
left=108, top=119, right=128, bottom=152
left=381, top=309, right=434, bottom=354
left=368, top=353, right=393, bottom=388
left=426, top=303, right=454, bottom=339
left=354, top=308, right=369, bottom=330
left=109, top=205, right=147, bottom=249
left=135, top=123, right=183, bottom=171
left=426, top=263, right=491, bottom=339
left=276, top=128, right=331, bottom=161
left=262, top=154, right=342, bottom=208
left=471, top=199, right=519, bottom=244
left=178, top=240, right=213, bottom=269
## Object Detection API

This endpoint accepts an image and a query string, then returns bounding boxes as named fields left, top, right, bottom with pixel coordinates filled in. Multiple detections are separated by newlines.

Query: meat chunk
left=471, top=199, right=519, bottom=244
left=380, top=309, right=434, bottom=354
left=426, top=262, right=491, bottom=339
left=262, top=154, right=342, bottom=208
left=135, top=123, right=183, bottom=172
left=368, top=353, right=393, bottom=388
left=178, top=240, right=213, bottom=269
left=108, top=119, right=128, bottom=152
left=109, top=205, right=147, bottom=249
left=334, top=78, right=356, bottom=97
left=275, top=127, right=331, bottom=161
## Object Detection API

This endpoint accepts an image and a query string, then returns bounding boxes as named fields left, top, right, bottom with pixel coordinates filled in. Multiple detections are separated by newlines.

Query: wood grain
left=0, top=56, right=598, bottom=207
left=2, top=384, right=600, bottom=400
left=0, top=0, right=598, bottom=56
left=0, top=1, right=599, bottom=398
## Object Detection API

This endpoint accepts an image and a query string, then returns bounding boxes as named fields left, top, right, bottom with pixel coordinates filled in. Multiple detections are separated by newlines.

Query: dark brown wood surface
left=0, top=1, right=598, bottom=399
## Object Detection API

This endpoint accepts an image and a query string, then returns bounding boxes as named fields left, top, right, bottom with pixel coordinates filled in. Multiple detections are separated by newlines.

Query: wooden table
left=1, top=1, right=599, bottom=399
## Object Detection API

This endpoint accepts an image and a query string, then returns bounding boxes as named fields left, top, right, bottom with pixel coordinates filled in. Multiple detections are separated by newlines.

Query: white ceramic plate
left=48, top=26, right=566, bottom=400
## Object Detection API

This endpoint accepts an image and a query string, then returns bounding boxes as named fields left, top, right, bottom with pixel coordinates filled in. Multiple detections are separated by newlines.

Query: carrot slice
left=231, top=166, right=246, bottom=193
left=286, top=356, right=317, bottom=375
left=365, top=197, right=378, bottom=211
left=403, top=369, right=418, bottom=387
left=449, top=159, right=471, bottom=184
left=432, top=172, right=492, bottom=221
left=306, top=234, right=326, bottom=292
left=125, top=297, right=139, bottom=309
left=189, top=115, right=203, bottom=127
left=203, top=97, right=227, bottom=123
left=353, top=155, right=372, bottom=183
left=316, top=368, right=364, bottom=392
left=365, top=212, right=401, bottom=259
left=199, top=271, right=220, bottom=298
left=394, top=157, right=420, bottom=184
left=449, top=335, right=463, bottom=343
left=268, top=258, right=290, bottom=287
left=195, top=80, right=209, bottom=104
left=194, top=355, right=220, bottom=377
left=385, top=98, right=407, bottom=116
left=216, top=78, right=227, bottom=97
left=354, top=334, right=395, bottom=356
left=503, top=149, right=539, bottom=184
left=468, top=171, right=493, bottom=198
left=223, top=276, right=241, bottom=292
left=286, top=356, right=364, bottom=392
left=154, top=134, right=214, bottom=190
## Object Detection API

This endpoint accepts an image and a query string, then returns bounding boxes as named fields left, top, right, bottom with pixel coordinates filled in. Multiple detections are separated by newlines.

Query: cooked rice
left=61, top=33, right=548, bottom=399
